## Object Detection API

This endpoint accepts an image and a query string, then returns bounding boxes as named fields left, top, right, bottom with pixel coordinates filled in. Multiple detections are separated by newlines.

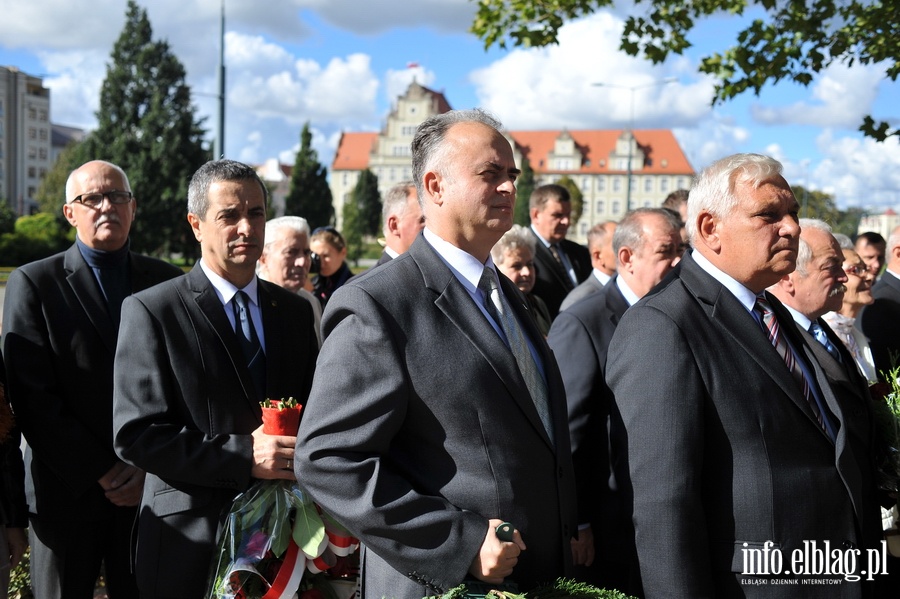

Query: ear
left=617, top=246, right=634, bottom=273
left=386, top=214, right=400, bottom=237
left=529, top=206, right=540, bottom=222
left=775, top=273, right=796, bottom=294
left=62, top=203, right=77, bottom=227
left=187, top=212, right=202, bottom=243
left=423, top=171, right=443, bottom=206
left=696, top=211, right=721, bottom=252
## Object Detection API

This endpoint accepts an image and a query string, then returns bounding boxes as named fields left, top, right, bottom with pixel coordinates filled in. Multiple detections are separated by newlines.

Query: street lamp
left=592, top=77, right=676, bottom=211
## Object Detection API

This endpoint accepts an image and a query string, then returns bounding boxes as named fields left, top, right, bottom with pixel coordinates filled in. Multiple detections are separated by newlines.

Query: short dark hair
left=855, top=231, right=886, bottom=247
left=661, top=189, right=689, bottom=210
left=188, top=159, right=268, bottom=219
left=529, top=184, right=570, bottom=211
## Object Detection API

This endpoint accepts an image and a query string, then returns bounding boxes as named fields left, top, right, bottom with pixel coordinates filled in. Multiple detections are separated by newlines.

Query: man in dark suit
left=607, top=154, right=882, bottom=598
left=373, top=180, right=424, bottom=267
left=1, top=160, right=183, bottom=598
left=295, top=110, right=577, bottom=599
left=548, top=208, right=681, bottom=595
left=860, top=225, right=900, bottom=375
left=112, top=159, right=317, bottom=598
left=529, top=184, right=592, bottom=318
left=559, top=221, right=617, bottom=312
left=855, top=231, right=886, bottom=277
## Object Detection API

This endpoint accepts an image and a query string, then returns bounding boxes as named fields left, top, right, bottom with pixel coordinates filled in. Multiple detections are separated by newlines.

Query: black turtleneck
left=76, top=237, right=131, bottom=325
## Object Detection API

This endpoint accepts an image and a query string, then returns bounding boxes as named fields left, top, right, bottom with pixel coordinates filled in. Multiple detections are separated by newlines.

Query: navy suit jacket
left=859, top=271, right=900, bottom=376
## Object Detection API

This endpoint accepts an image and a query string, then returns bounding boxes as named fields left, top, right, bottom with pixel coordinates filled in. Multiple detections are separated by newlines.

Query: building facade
left=329, top=82, right=695, bottom=241
left=857, top=209, right=900, bottom=240
left=1, top=66, right=52, bottom=215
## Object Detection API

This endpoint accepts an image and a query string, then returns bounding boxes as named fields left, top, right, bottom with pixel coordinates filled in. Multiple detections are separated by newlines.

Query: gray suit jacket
left=113, top=265, right=317, bottom=598
left=295, top=235, right=577, bottom=598
left=559, top=272, right=606, bottom=313
left=607, top=253, right=879, bottom=598
left=859, top=272, right=900, bottom=376
left=2, top=243, right=182, bottom=520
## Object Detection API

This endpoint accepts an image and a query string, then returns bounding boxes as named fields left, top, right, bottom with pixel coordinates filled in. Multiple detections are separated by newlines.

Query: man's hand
left=571, top=525, right=595, bottom=566
left=468, top=518, right=527, bottom=584
left=5, top=527, right=27, bottom=569
left=98, top=461, right=145, bottom=507
left=250, top=424, right=297, bottom=481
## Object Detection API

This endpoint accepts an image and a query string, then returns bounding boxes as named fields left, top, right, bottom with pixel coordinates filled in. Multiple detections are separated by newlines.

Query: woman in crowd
left=491, top=224, right=552, bottom=336
left=822, top=247, right=878, bottom=383
left=310, top=227, right=352, bottom=307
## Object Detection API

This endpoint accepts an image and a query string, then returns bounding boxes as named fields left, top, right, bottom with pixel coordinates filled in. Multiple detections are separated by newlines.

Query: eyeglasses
left=843, top=263, right=868, bottom=277
left=70, top=191, right=133, bottom=208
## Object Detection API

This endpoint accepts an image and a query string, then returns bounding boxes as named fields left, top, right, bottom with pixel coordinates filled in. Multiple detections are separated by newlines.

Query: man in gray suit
left=113, top=160, right=317, bottom=598
left=607, top=154, right=882, bottom=597
left=296, top=109, right=576, bottom=598
left=559, top=221, right=617, bottom=312
left=548, top=208, right=681, bottom=594
left=2, top=160, right=182, bottom=598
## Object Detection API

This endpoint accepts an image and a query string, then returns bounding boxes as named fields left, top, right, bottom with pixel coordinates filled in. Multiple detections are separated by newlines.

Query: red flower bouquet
left=206, top=398, right=359, bottom=599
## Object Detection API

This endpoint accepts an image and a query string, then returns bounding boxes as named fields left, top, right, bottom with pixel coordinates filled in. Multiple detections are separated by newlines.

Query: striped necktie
left=753, top=296, right=829, bottom=436
left=809, top=322, right=842, bottom=363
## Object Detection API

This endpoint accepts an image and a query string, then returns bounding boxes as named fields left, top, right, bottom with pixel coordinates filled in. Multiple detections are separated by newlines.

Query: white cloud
left=672, top=115, right=751, bottom=170
left=750, top=63, right=884, bottom=129
left=307, top=0, right=474, bottom=34
left=385, top=65, right=437, bottom=104
left=812, top=131, right=900, bottom=210
left=469, top=13, right=711, bottom=131
left=37, top=49, right=108, bottom=128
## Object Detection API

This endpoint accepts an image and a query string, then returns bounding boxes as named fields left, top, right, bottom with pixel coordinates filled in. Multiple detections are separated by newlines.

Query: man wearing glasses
left=1, top=160, right=182, bottom=598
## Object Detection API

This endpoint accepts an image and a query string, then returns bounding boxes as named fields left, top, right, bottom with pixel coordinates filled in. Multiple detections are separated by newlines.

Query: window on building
left=39, top=168, right=47, bottom=178
left=644, top=178, right=653, bottom=193
left=39, top=129, right=47, bottom=141
left=392, top=145, right=410, bottom=156
left=401, top=125, right=416, bottom=136
left=580, top=223, right=588, bottom=236
left=342, top=172, right=349, bottom=185
left=643, top=199, right=652, bottom=208
left=612, top=200, right=621, bottom=215
left=28, top=186, right=36, bottom=198
left=28, top=147, right=37, bottom=159
left=28, top=128, right=37, bottom=139
left=660, top=178, right=669, bottom=193
left=28, top=106, right=36, bottom=120
left=581, top=177, right=590, bottom=192
left=596, top=200, right=605, bottom=214
left=677, top=177, right=687, bottom=189
left=617, top=158, right=628, bottom=170
left=39, top=109, right=48, bottom=121
left=39, top=148, right=47, bottom=160
left=28, top=166, right=36, bottom=178
left=597, top=177, right=606, bottom=192
left=613, top=178, right=622, bottom=192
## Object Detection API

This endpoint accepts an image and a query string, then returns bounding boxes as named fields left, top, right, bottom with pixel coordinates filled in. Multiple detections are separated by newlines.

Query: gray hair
left=381, top=181, right=416, bottom=236
left=491, top=224, right=536, bottom=266
left=686, top=153, right=784, bottom=244
left=65, top=160, right=131, bottom=202
left=187, top=159, right=268, bottom=219
left=832, top=233, right=853, bottom=250
left=795, top=218, right=833, bottom=276
left=264, top=216, right=310, bottom=249
left=411, top=109, right=504, bottom=206
left=613, top=208, right=681, bottom=265
left=586, top=221, right=616, bottom=252
left=890, top=225, right=900, bottom=254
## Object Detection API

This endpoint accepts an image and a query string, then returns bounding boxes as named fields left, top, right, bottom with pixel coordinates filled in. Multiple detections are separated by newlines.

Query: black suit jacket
left=296, top=235, right=577, bottom=598
left=112, top=265, right=318, bottom=598
left=607, top=252, right=879, bottom=598
left=859, top=272, right=900, bottom=376
left=1, top=243, right=182, bottom=520
left=530, top=231, right=592, bottom=319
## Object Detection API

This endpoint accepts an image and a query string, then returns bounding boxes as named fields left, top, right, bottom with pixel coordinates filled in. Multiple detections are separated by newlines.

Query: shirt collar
left=199, top=258, right=260, bottom=307
left=423, top=227, right=493, bottom=294
left=615, top=276, right=641, bottom=307
left=530, top=225, right=552, bottom=248
left=692, top=250, right=759, bottom=313
left=593, top=269, right=612, bottom=286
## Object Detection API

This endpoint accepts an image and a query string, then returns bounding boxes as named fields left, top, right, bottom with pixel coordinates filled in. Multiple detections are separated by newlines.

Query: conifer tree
left=285, top=123, right=334, bottom=229
left=354, top=169, right=381, bottom=236
left=79, top=0, right=208, bottom=258
left=514, top=156, right=535, bottom=226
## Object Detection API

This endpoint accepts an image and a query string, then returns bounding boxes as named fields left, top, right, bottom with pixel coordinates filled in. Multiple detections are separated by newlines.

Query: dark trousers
left=29, top=506, right=139, bottom=599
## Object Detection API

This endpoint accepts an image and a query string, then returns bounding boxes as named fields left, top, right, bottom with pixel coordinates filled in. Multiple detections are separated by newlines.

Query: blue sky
left=1, top=0, right=898, bottom=211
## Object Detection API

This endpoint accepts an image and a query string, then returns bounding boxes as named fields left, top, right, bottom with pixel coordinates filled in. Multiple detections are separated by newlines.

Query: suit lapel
left=533, top=234, right=574, bottom=291
left=258, top=281, right=289, bottom=403
left=64, top=244, right=117, bottom=354
left=412, top=239, right=555, bottom=447
left=187, top=266, right=259, bottom=411
left=604, top=277, right=629, bottom=325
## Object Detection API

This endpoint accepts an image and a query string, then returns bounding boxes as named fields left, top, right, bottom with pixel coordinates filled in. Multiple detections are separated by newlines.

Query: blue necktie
left=233, top=290, right=267, bottom=401
left=809, top=322, right=842, bottom=363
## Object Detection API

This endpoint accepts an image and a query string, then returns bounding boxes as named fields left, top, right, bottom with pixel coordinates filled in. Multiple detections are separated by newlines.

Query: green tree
left=354, top=169, right=381, bottom=236
left=0, top=199, right=17, bottom=234
left=792, top=185, right=863, bottom=238
left=35, top=140, right=89, bottom=225
left=555, top=175, right=584, bottom=226
left=285, top=122, right=334, bottom=229
left=471, top=0, right=898, bottom=141
left=514, top=156, right=535, bottom=226
left=77, top=0, right=208, bottom=258
left=341, top=194, right=365, bottom=266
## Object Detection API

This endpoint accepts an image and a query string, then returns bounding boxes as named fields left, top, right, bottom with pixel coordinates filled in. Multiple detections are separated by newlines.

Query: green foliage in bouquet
left=871, top=355, right=900, bottom=510
left=426, top=578, right=638, bottom=599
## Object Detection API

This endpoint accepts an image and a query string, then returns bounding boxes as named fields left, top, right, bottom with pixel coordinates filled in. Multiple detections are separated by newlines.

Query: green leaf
left=293, top=500, right=327, bottom=558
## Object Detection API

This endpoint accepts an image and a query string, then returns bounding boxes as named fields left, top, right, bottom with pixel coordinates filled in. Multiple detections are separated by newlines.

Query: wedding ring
left=287, top=458, right=293, bottom=470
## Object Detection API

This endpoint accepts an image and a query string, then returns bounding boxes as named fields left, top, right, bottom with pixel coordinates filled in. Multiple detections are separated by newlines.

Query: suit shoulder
left=131, top=253, right=184, bottom=279
left=8, top=250, right=67, bottom=280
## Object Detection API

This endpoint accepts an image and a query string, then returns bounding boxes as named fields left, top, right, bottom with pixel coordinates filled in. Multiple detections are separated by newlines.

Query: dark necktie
left=549, top=243, right=563, bottom=265
left=809, top=322, right=842, bottom=363
left=753, top=296, right=829, bottom=436
left=233, top=290, right=267, bottom=402
left=479, top=267, right=554, bottom=444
